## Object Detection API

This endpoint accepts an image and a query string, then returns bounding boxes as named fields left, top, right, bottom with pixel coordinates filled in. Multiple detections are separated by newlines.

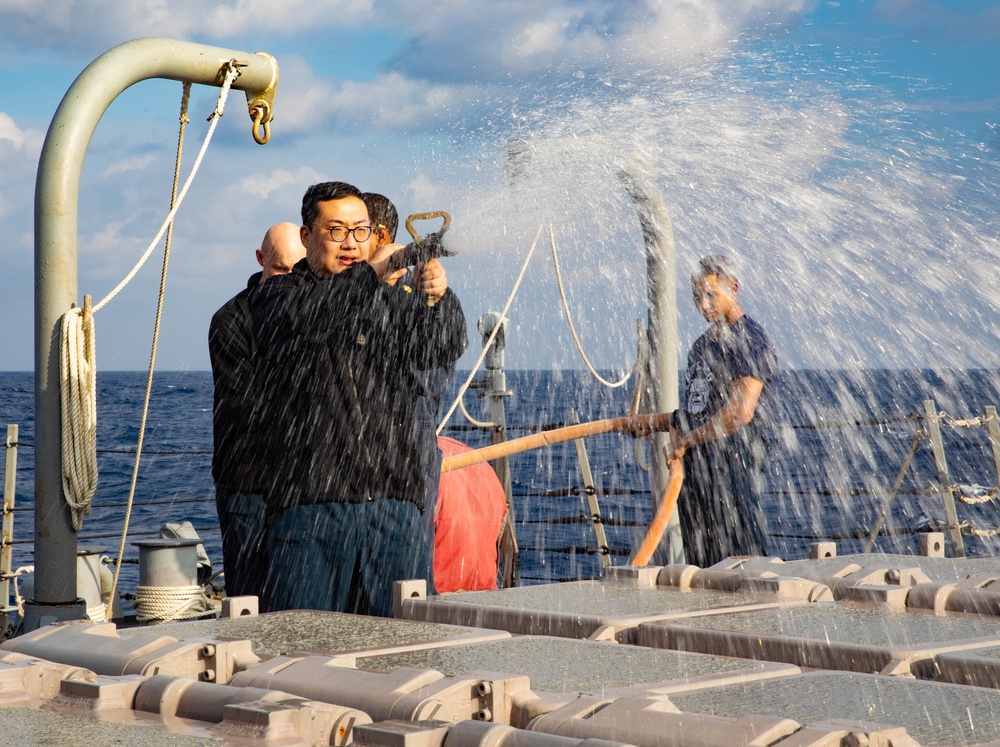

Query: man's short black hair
left=301, top=182, right=361, bottom=227
left=693, top=254, right=739, bottom=285
left=360, top=192, right=399, bottom=242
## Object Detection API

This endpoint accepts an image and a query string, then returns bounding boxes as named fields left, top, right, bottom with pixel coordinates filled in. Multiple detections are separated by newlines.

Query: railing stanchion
left=986, top=406, right=1000, bottom=493
left=2, top=424, right=19, bottom=619
left=569, top=411, right=612, bottom=574
left=923, top=399, right=965, bottom=557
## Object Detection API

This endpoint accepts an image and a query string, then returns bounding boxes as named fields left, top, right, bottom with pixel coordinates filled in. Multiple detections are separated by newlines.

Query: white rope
left=134, top=585, right=214, bottom=623
left=86, top=603, right=108, bottom=622
left=11, top=565, right=33, bottom=618
left=107, top=73, right=222, bottom=619
left=92, top=66, right=239, bottom=314
left=437, top=224, right=544, bottom=435
left=458, top=395, right=496, bottom=429
left=548, top=224, right=635, bottom=388
left=60, top=298, right=97, bottom=531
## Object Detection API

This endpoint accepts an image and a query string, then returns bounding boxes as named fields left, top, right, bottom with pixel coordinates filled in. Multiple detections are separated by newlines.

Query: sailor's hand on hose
left=369, top=242, right=407, bottom=284
left=666, top=431, right=688, bottom=462
left=416, top=258, right=448, bottom=305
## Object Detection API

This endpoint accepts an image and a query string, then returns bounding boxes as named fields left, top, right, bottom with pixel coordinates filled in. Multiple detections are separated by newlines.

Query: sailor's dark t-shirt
left=682, top=314, right=777, bottom=439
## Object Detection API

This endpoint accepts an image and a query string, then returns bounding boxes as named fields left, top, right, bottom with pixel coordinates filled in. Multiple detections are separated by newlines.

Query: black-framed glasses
left=313, top=223, right=374, bottom=242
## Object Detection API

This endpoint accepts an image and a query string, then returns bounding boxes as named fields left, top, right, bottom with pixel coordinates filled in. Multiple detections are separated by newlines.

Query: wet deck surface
left=777, top=553, right=1000, bottom=580
left=668, top=672, right=1000, bottom=747
left=661, top=603, right=1000, bottom=646
left=0, top=707, right=217, bottom=746
left=356, top=635, right=781, bottom=693
left=116, top=609, right=504, bottom=656
left=8, top=551, right=1000, bottom=746
left=439, top=581, right=776, bottom=617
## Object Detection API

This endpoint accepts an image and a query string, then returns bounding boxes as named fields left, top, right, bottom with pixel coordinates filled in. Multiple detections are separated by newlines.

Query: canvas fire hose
left=440, top=412, right=684, bottom=566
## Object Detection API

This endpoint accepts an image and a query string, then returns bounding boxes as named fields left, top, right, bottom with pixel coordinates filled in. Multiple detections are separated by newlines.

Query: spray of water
left=417, top=30, right=1000, bottom=558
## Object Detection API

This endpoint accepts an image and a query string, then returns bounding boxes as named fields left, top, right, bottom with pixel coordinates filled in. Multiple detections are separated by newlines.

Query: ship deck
left=5, top=543, right=1000, bottom=746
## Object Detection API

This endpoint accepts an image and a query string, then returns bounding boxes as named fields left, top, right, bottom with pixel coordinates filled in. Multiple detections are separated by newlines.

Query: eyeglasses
left=312, top=223, right=374, bottom=242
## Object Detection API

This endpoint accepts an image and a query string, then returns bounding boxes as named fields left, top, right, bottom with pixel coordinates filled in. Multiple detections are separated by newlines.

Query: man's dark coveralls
left=250, top=258, right=467, bottom=616
left=209, top=271, right=268, bottom=599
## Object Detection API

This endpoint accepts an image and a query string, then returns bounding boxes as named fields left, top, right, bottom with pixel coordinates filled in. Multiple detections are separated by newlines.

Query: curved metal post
left=31, top=38, right=278, bottom=629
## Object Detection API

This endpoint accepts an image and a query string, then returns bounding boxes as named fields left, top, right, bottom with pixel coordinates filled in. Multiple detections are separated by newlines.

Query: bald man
left=256, top=222, right=305, bottom=281
left=209, top=223, right=306, bottom=601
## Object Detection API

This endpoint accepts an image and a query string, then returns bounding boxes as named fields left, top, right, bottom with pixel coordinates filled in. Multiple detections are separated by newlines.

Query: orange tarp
left=434, top=436, right=507, bottom=592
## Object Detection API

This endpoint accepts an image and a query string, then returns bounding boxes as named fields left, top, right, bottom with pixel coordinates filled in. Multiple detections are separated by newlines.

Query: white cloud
left=0, top=0, right=375, bottom=53
left=103, top=154, right=158, bottom=177
left=235, top=166, right=325, bottom=199
left=378, top=0, right=813, bottom=82
left=0, top=112, right=44, bottom=152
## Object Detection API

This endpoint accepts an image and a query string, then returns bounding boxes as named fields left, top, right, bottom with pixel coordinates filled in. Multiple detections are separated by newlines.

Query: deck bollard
left=918, top=532, right=945, bottom=558
left=808, top=541, right=837, bottom=559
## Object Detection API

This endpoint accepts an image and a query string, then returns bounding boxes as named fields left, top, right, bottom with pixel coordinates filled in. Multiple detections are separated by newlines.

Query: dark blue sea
left=2, top=369, right=1000, bottom=601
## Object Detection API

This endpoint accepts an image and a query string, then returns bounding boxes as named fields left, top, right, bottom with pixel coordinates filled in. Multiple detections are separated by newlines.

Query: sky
left=1, top=0, right=998, bottom=374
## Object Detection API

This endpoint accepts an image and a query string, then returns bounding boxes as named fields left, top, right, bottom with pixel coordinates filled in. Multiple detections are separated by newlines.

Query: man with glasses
left=250, top=181, right=467, bottom=616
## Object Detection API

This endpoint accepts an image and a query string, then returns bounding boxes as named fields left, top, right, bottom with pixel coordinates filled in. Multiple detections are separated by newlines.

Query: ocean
left=2, top=369, right=1000, bottom=602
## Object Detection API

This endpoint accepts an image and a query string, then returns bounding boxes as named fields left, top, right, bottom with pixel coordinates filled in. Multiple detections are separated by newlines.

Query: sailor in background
left=668, top=254, right=778, bottom=568
left=208, top=223, right=305, bottom=601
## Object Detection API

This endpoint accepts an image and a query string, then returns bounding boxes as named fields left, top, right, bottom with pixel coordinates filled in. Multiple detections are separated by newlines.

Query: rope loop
left=952, top=484, right=1000, bottom=505
left=437, top=224, right=544, bottom=434
left=939, top=411, right=987, bottom=429
left=962, top=520, right=1000, bottom=538
left=549, top=224, right=635, bottom=388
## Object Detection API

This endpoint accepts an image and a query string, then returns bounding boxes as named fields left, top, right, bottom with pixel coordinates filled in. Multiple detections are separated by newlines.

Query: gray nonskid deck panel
left=652, top=603, right=1000, bottom=647
left=355, top=635, right=799, bottom=695
left=668, top=670, right=1000, bottom=747
left=439, top=581, right=777, bottom=616
left=406, top=580, right=804, bottom=638
left=774, top=553, right=1000, bottom=581
left=637, top=601, right=1000, bottom=674
left=0, top=707, right=219, bottom=746
left=116, top=609, right=509, bottom=656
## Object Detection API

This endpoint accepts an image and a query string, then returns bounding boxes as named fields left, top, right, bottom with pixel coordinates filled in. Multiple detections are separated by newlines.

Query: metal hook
left=251, top=106, right=270, bottom=145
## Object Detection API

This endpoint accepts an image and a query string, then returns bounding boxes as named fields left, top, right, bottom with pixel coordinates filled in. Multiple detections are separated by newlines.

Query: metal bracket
left=244, top=52, right=278, bottom=145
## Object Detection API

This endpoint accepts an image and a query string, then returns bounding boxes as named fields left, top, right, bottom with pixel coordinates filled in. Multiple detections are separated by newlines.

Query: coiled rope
left=133, top=585, right=213, bottom=624
left=60, top=296, right=97, bottom=530
left=53, top=62, right=241, bottom=619
left=438, top=224, right=544, bottom=434
left=549, top=224, right=636, bottom=388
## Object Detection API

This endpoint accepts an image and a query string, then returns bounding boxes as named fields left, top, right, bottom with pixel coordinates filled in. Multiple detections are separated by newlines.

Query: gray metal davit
left=31, top=38, right=278, bottom=631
